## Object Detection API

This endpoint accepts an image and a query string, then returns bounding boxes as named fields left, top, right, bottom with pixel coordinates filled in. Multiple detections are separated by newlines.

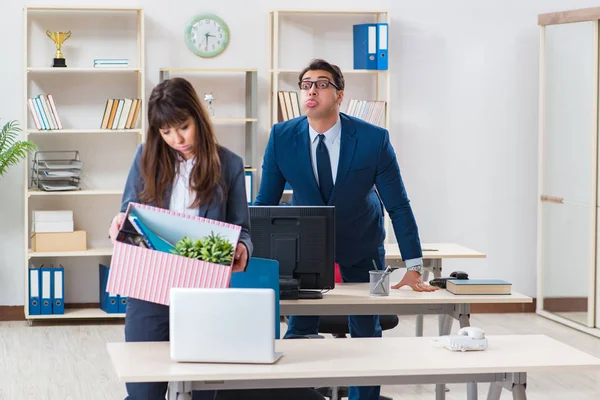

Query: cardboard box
left=106, top=202, right=241, bottom=306
left=31, top=231, right=87, bottom=252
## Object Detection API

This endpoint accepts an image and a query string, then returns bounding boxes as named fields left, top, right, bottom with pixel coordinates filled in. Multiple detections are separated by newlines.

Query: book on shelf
left=344, top=99, right=386, bottom=126
left=28, top=93, right=62, bottom=131
left=277, top=91, right=301, bottom=122
left=94, top=58, right=130, bottom=68
left=100, top=98, right=141, bottom=130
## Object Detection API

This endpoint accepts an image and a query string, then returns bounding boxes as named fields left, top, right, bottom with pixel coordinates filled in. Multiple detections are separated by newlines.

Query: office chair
left=315, top=314, right=399, bottom=400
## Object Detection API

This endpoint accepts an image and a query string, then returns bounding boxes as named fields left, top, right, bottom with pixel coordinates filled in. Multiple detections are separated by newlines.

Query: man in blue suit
left=255, top=59, right=437, bottom=400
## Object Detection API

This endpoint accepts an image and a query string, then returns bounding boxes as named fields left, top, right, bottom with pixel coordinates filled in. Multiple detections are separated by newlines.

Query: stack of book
left=100, top=98, right=142, bottom=130
left=344, top=99, right=386, bottom=126
left=94, top=58, right=129, bottom=68
left=277, top=91, right=301, bottom=122
left=28, top=94, right=62, bottom=131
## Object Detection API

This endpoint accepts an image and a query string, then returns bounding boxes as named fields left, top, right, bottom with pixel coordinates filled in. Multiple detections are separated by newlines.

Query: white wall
left=1, top=0, right=598, bottom=305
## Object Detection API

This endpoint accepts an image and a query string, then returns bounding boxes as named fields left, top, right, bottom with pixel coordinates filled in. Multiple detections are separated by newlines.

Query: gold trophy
left=46, top=30, right=71, bottom=67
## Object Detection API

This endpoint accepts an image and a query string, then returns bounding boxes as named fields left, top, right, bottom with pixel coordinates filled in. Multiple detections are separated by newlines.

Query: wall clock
left=185, top=14, right=230, bottom=58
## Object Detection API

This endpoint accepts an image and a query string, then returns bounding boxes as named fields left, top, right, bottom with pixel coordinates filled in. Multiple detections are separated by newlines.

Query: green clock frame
left=184, top=13, right=230, bottom=58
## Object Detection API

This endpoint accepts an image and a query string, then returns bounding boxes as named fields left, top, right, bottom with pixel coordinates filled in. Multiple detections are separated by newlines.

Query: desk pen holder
left=369, top=270, right=390, bottom=296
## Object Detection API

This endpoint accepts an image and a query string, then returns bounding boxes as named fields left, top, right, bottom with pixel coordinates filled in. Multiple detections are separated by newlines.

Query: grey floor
left=1, top=313, right=599, bottom=399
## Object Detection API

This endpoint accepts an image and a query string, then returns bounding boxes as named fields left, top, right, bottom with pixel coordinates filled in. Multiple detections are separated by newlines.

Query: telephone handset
left=432, top=326, right=488, bottom=352
left=457, top=326, right=485, bottom=339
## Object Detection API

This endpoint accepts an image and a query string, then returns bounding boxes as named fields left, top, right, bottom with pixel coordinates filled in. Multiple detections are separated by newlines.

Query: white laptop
left=169, top=288, right=283, bottom=364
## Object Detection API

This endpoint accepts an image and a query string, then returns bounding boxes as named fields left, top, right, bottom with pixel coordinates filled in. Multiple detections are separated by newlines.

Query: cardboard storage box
left=31, top=230, right=87, bottom=252
left=106, top=202, right=241, bottom=306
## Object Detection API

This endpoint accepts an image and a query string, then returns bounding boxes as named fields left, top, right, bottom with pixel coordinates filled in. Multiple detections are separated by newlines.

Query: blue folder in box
left=230, top=258, right=280, bottom=339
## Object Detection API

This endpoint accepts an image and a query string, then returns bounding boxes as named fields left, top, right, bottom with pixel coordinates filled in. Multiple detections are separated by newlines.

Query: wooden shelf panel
left=27, top=67, right=142, bottom=73
left=27, top=129, right=142, bottom=135
left=274, top=69, right=386, bottom=75
left=211, top=118, right=257, bottom=123
left=26, top=7, right=141, bottom=12
left=273, top=10, right=387, bottom=15
left=28, top=247, right=113, bottom=258
left=27, top=308, right=124, bottom=320
left=161, top=68, right=257, bottom=73
left=28, top=189, right=123, bottom=197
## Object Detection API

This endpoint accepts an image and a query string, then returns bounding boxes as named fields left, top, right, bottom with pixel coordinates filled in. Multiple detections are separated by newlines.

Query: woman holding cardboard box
left=108, top=77, right=254, bottom=400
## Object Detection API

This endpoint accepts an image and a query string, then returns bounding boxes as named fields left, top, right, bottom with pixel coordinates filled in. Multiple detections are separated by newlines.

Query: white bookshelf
left=159, top=68, right=259, bottom=202
left=23, top=6, right=145, bottom=322
left=27, top=67, right=142, bottom=73
left=27, top=128, right=143, bottom=136
left=27, top=189, right=124, bottom=197
left=28, top=308, right=124, bottom=320
left=269, top=9, right=391, bottom=206
left=269, top=9, right=390, bottom=129
left=28, top=247, right=113, bottom=259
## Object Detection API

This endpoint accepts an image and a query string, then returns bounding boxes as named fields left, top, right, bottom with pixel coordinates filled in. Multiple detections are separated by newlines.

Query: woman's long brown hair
left=138, top=77, right=222, bottom=208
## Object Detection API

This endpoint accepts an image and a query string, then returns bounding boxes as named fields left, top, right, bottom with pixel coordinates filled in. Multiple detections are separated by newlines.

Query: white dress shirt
left=169, top=157, right=200, bottom=216
left=308, top=116, right=342, bottom=185
left=307, top=116, right=422, bottom=270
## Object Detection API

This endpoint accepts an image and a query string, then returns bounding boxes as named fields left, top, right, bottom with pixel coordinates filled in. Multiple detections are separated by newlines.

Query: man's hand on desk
left=392, top=270, right=439, bottom=292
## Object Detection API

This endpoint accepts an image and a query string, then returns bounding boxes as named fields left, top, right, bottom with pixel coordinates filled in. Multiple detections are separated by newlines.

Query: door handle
left=540, top=195, right=564, bottom=204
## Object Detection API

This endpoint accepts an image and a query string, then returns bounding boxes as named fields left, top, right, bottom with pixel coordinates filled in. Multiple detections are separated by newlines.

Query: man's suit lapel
left=329, top=115, right=357, bottom=205
left=295, top=118, right=325, bottom=205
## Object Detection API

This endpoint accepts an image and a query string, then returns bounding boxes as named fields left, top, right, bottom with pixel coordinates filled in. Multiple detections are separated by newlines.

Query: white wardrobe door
left=543, top=21, right=596, bottom=206
left=541, top=201, right=594, bottom=327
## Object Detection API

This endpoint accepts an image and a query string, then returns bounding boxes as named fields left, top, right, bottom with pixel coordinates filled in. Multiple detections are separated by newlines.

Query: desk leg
left=331, top=388, right=339, bottom=400
left=417, top=259, right=442, bottom=337
left=467, top=383, right=478, bottom=400
left=168, top=381, right=192, bottom=400
left=415, top=265, right=429, bottom=337
left=486, top=383, right=503, bottom=400
left=452, top=304, right=478, bottom=400
left=435, top=384, right=446, bottom=400
left=512, top=385, right=527, bottom=400
left=486, top=373, right=527, bottom=400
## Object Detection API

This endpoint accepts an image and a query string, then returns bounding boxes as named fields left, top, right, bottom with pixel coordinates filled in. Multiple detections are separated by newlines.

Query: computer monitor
left=249, top=206, right=335, bottom=299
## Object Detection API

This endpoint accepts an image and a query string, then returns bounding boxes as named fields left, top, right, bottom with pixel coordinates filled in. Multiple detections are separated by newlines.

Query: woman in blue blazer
left=108, top=77, right=253, bottom=400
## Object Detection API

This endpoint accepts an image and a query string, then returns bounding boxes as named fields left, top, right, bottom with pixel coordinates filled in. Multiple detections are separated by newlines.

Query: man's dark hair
left=299, top=59, right=345, bottom=91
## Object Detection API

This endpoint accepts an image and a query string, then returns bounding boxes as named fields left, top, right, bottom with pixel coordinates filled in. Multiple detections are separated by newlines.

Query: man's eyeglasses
left=298, top=80, right=340, bottom=90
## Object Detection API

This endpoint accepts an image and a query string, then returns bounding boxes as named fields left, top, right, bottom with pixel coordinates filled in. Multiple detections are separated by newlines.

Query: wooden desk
left=385, top=242, right=487, bottom=261
left=385, top=243, right=487, bottom=338
left=107, top=335, right=600, bottom=400
left=281, top=283, right=531, bottom=322
left=281, top=283, right=532, bottom=400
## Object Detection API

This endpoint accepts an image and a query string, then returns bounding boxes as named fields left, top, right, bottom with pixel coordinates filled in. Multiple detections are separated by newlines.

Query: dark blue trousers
left=284, top=247, right=385, bottom=400
left=123, top=297, right=219, bottom=400
left=123, top=298, right=326, bottom=400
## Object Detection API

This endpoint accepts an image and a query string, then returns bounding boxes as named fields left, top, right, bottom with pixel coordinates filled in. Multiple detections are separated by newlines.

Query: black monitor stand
left=280, top=277, right=323, bottom=300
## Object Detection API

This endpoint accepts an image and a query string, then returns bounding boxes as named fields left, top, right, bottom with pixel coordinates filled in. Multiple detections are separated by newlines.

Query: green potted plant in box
left=0, top=120, right=36, bottom=178
left=172, top=232, right=235, bottom=266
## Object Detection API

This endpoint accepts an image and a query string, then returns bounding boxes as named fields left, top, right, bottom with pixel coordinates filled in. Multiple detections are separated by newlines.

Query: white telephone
left=432, top=327, right=488, bottom=352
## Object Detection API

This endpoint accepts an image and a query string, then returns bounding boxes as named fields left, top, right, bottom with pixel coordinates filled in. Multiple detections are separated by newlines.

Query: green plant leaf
left=0, top=120, right=36, bottom=178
